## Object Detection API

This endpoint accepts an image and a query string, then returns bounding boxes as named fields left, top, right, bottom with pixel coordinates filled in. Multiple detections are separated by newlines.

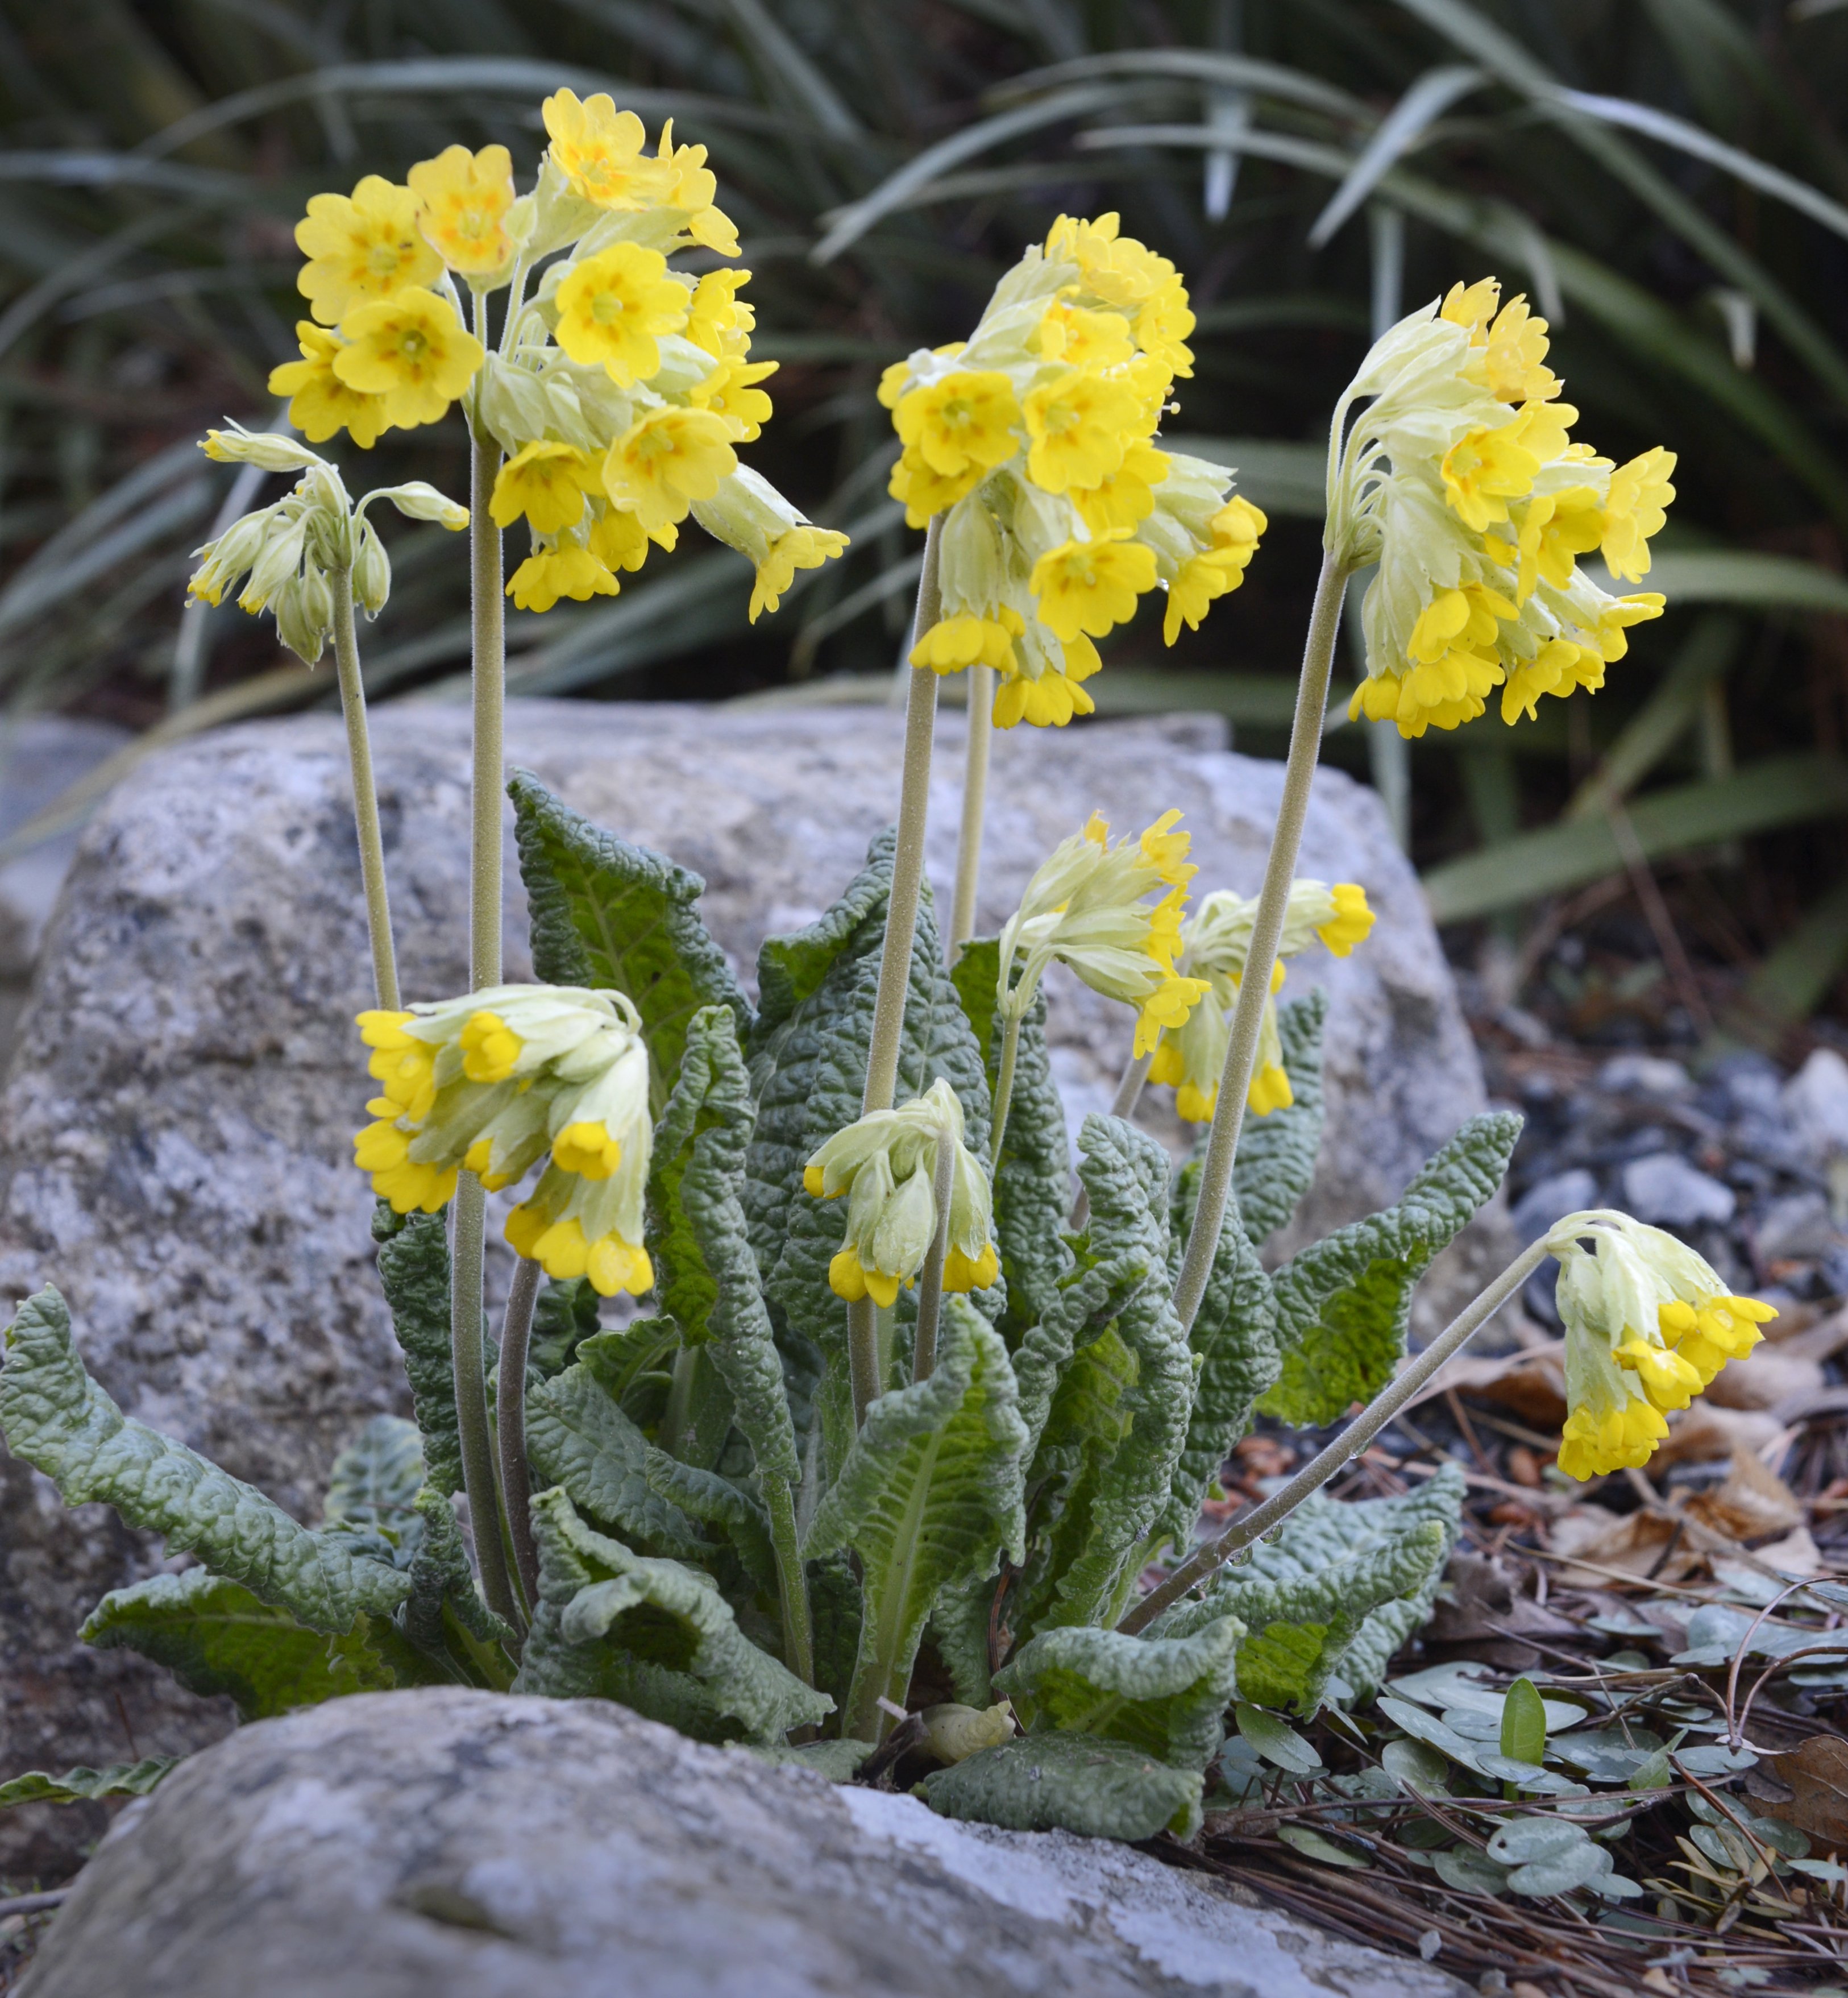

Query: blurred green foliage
left=1, top=0, right=1846, bottom=1025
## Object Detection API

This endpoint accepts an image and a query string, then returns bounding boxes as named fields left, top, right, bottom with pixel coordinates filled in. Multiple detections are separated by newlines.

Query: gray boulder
left=0, top=700, right=1500, bottom=1878
left=19, top=1688, right=1465, bottom=1997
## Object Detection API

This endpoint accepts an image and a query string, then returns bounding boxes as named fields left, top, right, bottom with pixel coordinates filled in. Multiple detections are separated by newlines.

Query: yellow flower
left=654, top=119, right=739, bottom=256
left=542, top=90, right=672, bottom=210
left=911, top=612, right=1019, bottom=677
left=1021, top=368, right=1142, bottom=494
left=553, top=242, right=691, bottom=387
left=408, top=144, right=516, bottom=276
left=268, top=322, right=393, bottom=448
left=294, top=175, right=442, bottom=327
left=1440, top=416, right=1543, bottom=533
left=1510, top=486, right=1605, bottom=600
left=1073, top=441, right=1170, bottom=535
left=1500, top=636, right=1591, bottom=725
left=1315, top=883, right=1374, bottom=955
left=1135, top=279, right=1196, bottom=378
left=589, top=507, right=675, bottom=576
left=1601, top=448, right=1676, bottom=582
left=991, top=664, right=1097, bottom=729
left=888, top=448, right=982, bottom=529
left=506, top=545, right=619, bottom=612
left=1443, top=282, right=1562, bottom=405
left=685, top=269, right=755, bottom=358
left=1036, top=301, right=1135, bottom=370
left=691, top=356, right=778, bottom=441
left=894, top=370, right=1021, bottom=480
left=1162, top=496, right=1266, bottom=644
left=1044, top=212, right=1176, bottom=311
left=750, top=524, right=849, bottom=622
left=489, top=442, right=603, bottom=534
left=331, top=288, right=484, bottom=429
left=603, top=406, right=737, bottom=533
left=1029, top=533, right=1158, bottom=641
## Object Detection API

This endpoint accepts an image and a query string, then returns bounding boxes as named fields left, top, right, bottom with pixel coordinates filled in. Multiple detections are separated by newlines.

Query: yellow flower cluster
left=996, top=810, right=1210, bottom=1056
left=1550, top=1211, right=1775, bottom=1478
left=267, top=94, right=845, bottom=621
left=1147, top=880, right=1374, bottom=1122
left=884, top=214, right=1264, bottom=728
left=354, top=984, right=655, bottom=1296
left=1332, top=277, right=1673, bottom=739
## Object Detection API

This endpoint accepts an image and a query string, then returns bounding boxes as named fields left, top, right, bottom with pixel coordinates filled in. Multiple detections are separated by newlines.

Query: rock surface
left=0, top=700, right=1498, bottom=1877
left=20, top=1689, right=1465, bottom=1998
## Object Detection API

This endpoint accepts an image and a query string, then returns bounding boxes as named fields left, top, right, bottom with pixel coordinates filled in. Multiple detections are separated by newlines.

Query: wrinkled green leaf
left=920, top=1731, right=1205, bottom=1842
left=1011, top=1117, right=1195, bottom=1635
left=996, top=1615, right=1241, bottom=1772
left=529, top=1276, right=601, bottom=1380
left=953, top=936, right=1072, bottom=1337
left=519, top=1486, right=830, bottom=1742
left=509, top=768, right=751, bottom=1111
left=400, top=1487, right=518, bottom=1674
left=1262, top=1116, right=1521, bottom=1425
left=372, top=1206, right=463, bottom=1499
left=0, top=1758, right=181, bottom=1810
left=321, top=1414, right=425, bottom=1561
left=525, top=1359, right=712, bottom=1559
left=802, top=1296, right=1025, bottom=1735
left=1, top=1288, right=407, bottom=1634
left=1228, top=989, right=1328, bottom=1247
left=80, top=1568, right=406, bottom=1718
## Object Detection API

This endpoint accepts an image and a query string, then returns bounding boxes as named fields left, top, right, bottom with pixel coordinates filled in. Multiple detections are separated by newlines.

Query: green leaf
left=1228, top=988, right=1328, bottom=1247
left=1013, top=1117, right=1196, bottom=1631
left=0, top=1758, right=181, bottom=1810
left=743, top=1739, right=873, bottom=1781
left=1261, top=1116, right=1521, bottom=1427
left=508, top=767, right=752, bottom=1111
left=995, top=1615, right=1241, bottom=1772
left=1153, top=1467, right=1464, bottom=1711
left=1276, top=1825, right=1368, bottom=1868
left=372, top=1205, right=463, bottom=1499
left=929, top=1573, right=1000, bottom=1708
left=1501, top=1677, right=1548, bottom=1768
left=524, top=1360, right=713, bottom=1559
left=520, top=1486, right=831, bottom=1742
left=1235, top=1702, right=1325, bottom=1774
left=648, top=1006, right=799, bottom=1489
left=953, top=936, right=1073, bottom=1337
left=641, top=1449, right=778, bottom=1594
left=1, top=1288, right=408, bottom=1635
left=321, top=1415, right=425, bottom=1559
left=529, top=1276, right=601, bottom=1380
left=746, top=831, right=994, bottom=1382
left=919, top=1731, right=1205, bottom=1842
left=399, top=1487, right=518, bottom=1673
left=802, top=1296, right=1025, bottom=1738
left=80, top=1568, right=404, bottom=1718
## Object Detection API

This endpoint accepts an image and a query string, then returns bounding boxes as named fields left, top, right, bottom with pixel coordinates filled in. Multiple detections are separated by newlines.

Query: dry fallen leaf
left=1654, top=1401, right=1784, bottom=1466
left=1685, top=1445, right=1805, bottom=1540
left=1762, top=1735, right=1848, bottom=1852
left=1705, top=1345, right=1825, bottom=1412
left=1548, top=1504, right=1692, bottom=1587
left=1409, top=1342, right=1566, bottom=1425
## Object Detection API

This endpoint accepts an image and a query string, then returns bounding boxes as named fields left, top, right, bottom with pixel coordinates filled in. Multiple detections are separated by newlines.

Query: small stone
left=1510, top=1168, right=1599, bottom=1245
left=1785, top=1048, right=1848, bottom=1164
left=1712, top=1050, right=1784, bottom=1120
left=1621, top=1152, right=1736, bottom=1228
left=1597, top=1054, right=1693, bottom=1100
left=1754, top=1189, right=1839, bottom=1263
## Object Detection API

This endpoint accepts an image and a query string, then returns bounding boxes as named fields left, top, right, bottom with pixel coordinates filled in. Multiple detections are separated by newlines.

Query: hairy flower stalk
left=947, top=660, right=994, bottom=961
left=1173, top=276, right=1673, bottom=1333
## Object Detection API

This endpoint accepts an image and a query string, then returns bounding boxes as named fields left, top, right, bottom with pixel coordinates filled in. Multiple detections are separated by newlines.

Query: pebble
left=1786, top=1048, right=1848, bottom=1164
left=1622, top=1151, right=1737, bottom=1227
left=1597, top=1054, right=1694, bottom=1100
left=1511, top=1168, right=1599, bottom=1244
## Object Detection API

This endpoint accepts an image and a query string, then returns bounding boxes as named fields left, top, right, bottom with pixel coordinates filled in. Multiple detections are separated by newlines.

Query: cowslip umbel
left=804, top=1079, right=997, bottom=1307
left=995, top=809, right=1210, bottom=1055
left=1548, top=1210, right=1775, bottom=1478
left=1147, top=878, right=1374, bottom=1122
left=268, top=94, right=845, bottom=621
left=886, top=212, right=1265, bottom=728
left=186, top=426, right=466, bottom=660
left=354, top=984, right=655, bottom=1297
left=1330, top=277, right=1673, bottom=739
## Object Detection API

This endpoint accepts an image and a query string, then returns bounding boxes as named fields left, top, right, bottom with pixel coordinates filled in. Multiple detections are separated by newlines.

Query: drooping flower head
left=996, top=811, right=1209, bottom=1055
left=265, top=97, right=844, bottom=624
left=884, top=214, right=1263, bottom=729
left=1147, top=880, right=1374, bottom=1122
left=1547, top=1210, right=1776, bottom=1479
left=804, top=1079, right=997, bottom=1307
left=354, top=984, right=656, bottom=1298
left=186, top=426, right=466, bottom=661
left=1330, top=278, right=1672, bottom=740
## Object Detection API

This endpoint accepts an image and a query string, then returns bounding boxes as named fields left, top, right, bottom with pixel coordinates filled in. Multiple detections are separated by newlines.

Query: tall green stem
left=452, top=425, right=520, bottom=1632
left=1119, top=1238, right=1549, bottom=1635
left=910, top=1134, right=957, bottom=1384
left=1169, top=550, right=1350, bottom=1334
left=764, top=1478, right=815, bottom=1689
left=848, top=515, right=944, bottom=1428
left=948, top=658, right=992, bottom=962
left=497, top=1255, right=542, bottom=1616
left=989, top=1006, right=1023, bottom=1165
left=329, top=567, right=399, bottom=1013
